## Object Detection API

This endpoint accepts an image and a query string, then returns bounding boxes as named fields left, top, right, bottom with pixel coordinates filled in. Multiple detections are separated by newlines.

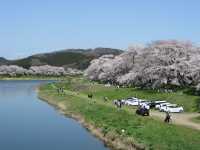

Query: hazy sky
left=0, top=0, right=199, bottom=59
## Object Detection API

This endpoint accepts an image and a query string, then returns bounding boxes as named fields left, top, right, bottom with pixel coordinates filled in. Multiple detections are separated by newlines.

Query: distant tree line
left=0, top=65, right=82, bottom=77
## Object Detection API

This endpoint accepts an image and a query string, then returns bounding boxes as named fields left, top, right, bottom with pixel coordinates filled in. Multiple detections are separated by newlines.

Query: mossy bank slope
left=38, top=77, right=200, bottom=150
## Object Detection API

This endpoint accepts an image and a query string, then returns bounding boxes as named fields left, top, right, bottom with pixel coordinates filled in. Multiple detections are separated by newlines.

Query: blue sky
left=0, top=0, right=199, bottom=59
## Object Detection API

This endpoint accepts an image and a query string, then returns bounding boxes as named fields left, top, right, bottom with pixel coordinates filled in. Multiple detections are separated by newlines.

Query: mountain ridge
left=0, top=48, right=123, bottom=70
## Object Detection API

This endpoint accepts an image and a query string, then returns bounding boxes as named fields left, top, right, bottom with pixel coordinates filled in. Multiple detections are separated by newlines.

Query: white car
left=154, top=100, right=166, bottom=104
left=125, top=99, right=146, bottom=106
left=138, top=100, right=149, bottom=106
left=155, top=102, right=171, bottom=110
left=155, top=101, right=168, bottom=109
left=127, top=97, right=138, bottom=101
left=164, top=105, right=184, bottom=113
left=140, top=102, right=150, bottom=110
left=125, top=99, right=139, bottom=106
left=159, top=104, right=177, bottom=112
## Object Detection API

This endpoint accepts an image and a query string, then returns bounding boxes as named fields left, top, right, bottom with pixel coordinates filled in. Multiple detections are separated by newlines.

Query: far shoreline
left=0, top=76, right=67, bottom=81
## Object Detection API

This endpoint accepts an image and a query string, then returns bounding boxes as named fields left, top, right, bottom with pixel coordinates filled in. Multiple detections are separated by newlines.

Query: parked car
left=126, top=97, right=138, bottom=101
left=159, top=104, right=177, bottom=112
left=164, top=105, right=184, bottom=113
left=155, top=101, right=168, bottom=109
left=149, top=100, right=166, bottom=108
left=125, top=99, right=139, bottom=106
left=138, top=100, right=149, bottom=106
left=155, top=102, right=171, bottom=110
left=125, top=99, right=147, bottom=106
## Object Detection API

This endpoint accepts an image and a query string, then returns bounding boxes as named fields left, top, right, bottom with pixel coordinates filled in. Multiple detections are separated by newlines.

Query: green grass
left=53, top=77, right=200, bottom=112
left=192, top=116, right=200, bottom=124
left=39, top=77, right=200, bottom=150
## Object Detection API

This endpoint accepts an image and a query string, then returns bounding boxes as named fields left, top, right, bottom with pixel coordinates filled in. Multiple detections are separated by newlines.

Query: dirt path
left=151, top=111, right=200, bottom=130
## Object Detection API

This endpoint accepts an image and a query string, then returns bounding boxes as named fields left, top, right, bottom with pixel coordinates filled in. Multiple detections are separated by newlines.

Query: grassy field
left=192, top=116, right=200, bottom=123
left=52, top=77, right=200, bottom=112
left=39, top=77, right=200, bottom=150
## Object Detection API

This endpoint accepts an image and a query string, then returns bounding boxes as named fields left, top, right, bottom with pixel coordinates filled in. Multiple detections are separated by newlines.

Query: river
left=0, top=80, right=109, bottom=150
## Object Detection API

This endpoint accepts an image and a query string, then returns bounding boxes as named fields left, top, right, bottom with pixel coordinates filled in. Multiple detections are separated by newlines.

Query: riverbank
left=38, top=89, right=139, bottom=150
left=0, top=76, right=70, bottom=81
left=0, top=75, right=83, bottom=81
left=38, top=77, right=200, bottom=150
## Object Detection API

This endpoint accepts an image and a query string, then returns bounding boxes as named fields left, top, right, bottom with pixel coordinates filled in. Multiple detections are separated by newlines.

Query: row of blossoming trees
left=85, top=40, right=200, bottom=90
left=0, top=65, right=82, bottom=77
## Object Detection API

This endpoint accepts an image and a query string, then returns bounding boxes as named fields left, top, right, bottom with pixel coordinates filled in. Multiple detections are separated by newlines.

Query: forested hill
left=0, top=48, right=123, bottom=70
left=0, top=57, right=9, bottom=64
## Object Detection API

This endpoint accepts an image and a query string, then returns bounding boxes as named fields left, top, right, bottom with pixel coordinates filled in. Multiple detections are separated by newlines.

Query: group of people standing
left=57, top=87, right=64, bottom=94
left=114, top=99, right=123, bottom=108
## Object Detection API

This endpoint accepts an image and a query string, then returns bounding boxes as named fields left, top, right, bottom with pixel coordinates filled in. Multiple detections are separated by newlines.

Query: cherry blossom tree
left=85, top=40, right=200, bottom=89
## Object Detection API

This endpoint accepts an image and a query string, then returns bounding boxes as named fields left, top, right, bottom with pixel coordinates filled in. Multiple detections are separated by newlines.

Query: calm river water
left=0, top=80, right=109, bottom=150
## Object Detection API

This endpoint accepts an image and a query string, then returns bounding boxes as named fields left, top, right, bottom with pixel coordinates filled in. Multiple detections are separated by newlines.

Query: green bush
left=196, top=98, right=200, bottom=112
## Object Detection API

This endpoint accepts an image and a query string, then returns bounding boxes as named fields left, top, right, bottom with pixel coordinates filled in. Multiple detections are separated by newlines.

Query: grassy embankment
left=38, top=77, right=200, bottom=150
left=192, top=116, right=200, bottom=123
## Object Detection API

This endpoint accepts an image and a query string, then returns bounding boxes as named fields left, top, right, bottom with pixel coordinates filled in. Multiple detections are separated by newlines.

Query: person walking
left=164, top=111, right=171, bottom=123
